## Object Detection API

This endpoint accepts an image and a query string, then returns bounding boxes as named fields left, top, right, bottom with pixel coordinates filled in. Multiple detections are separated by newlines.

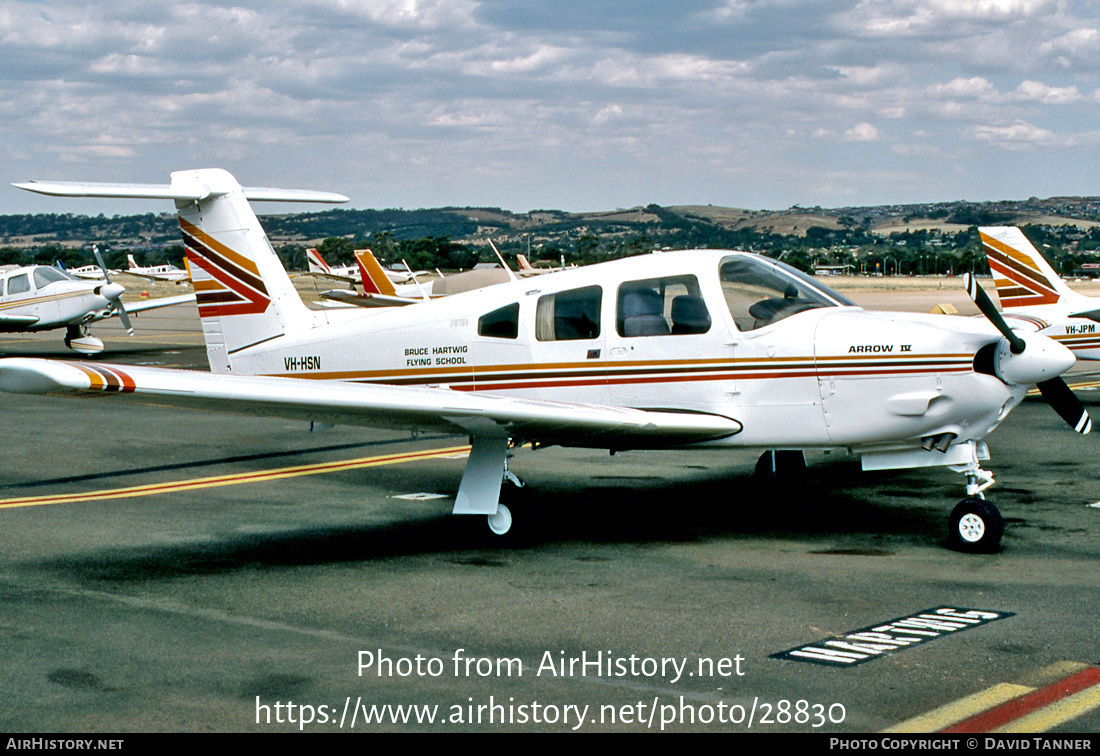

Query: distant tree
left=318, top=237, right=355, bottom=265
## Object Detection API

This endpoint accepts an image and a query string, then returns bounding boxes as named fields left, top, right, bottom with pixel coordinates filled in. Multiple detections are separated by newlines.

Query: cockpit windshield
left=32, top=266, right=76, bottom=288
left=720, top=255, right=855, bottom=332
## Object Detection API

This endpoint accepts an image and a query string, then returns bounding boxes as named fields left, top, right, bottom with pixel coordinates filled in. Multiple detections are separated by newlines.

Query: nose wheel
left=948, top=498, right=1003, bottom=553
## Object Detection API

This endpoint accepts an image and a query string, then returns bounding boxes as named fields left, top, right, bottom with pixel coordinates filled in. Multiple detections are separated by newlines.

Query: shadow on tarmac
left=38, top=460, right=963, bottom=583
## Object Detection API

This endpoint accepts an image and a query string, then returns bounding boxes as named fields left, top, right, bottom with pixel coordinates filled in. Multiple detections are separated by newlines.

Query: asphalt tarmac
left=1, top=301, right=1099, bottom=734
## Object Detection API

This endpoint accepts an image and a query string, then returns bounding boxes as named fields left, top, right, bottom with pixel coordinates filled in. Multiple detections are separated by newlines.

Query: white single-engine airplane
left=980, top=226, right=1100, bottom=363
left=0, top=170, right=1091, bottom=552
left=0, top=247, right=196, bottom=354
left=126, top=253, right=190, bottom=283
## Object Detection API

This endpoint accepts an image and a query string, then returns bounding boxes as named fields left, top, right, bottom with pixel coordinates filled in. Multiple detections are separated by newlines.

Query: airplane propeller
left=92, top=245, right=133, bottom=335
left=965, top=273, right=1090, bottom=434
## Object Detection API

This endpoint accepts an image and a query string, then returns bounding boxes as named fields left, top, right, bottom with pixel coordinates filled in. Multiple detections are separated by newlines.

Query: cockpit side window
left=7, top=274, right=30, bottom=295
left=478, top=303, right=519, bottom=339
left=719, top=256, right=840, bottom=331
left=616, top=275, right=711, bottom=337
left=535, top=286, right=601, bottom=341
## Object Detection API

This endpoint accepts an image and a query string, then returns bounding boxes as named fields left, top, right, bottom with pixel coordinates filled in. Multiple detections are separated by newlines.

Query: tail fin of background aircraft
left=980, top=226, right=1078, bottom=308
left=306, top=248, right=331, bottom=275
left=353, top=248, right=398, bottom=297
left=127, top=254, right=138, bottom=270
left=517, top=254, right=534, bottom=271
left=14, top=170, right=348, bottom=373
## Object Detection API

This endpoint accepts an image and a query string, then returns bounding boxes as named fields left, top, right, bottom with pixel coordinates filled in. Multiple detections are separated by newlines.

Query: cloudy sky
left=2, top=0, right=1100, bottom=216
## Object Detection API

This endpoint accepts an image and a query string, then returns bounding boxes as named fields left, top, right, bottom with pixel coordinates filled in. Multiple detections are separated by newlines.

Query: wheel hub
left=958, top=513, right=986, bottom=543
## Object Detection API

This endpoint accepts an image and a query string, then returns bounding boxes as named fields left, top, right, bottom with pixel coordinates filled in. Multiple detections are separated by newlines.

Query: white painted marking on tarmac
left=1088, top=502, right=1100, bottom=509
left=392, top=492, right=448, bottom=501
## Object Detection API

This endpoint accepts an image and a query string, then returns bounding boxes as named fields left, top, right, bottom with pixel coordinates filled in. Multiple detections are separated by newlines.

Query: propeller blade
left=1037, top=378, right=1092, bottom=434
left=92, top=245, right=113, bottom=283
left=964, top=273, right=1026, bottom=354
left=92, top=246, right=133, bottom=335
left=114, top=302, right=134, bottom=335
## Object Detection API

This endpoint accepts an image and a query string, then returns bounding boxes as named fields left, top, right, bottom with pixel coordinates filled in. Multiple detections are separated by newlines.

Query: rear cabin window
left=535, top=286, right=602, bottom=341
left=617, top=275, right=711, bottom=337
left=7, top=274, right=29, bottom=295
left=478, top=303, right=520, bottom=339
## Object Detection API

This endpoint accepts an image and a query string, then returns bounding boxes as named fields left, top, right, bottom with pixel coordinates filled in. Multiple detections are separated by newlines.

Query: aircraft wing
left=122, top=271, right=173, bottom=282
left=0, top=359, right=741, bottom=449
left=321, top=289, right=415, bottom=308
left=119, top=293, right=196, bottom=315
left=295, top=271, right=358, bottom=285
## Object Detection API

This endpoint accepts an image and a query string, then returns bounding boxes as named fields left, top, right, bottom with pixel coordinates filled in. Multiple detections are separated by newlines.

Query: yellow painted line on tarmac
left=883, top=683, right=1032, bottom=733
left=994, top=683, right=1100, bottom=733
left=0, top=444, right=471, bottom=510
left=885, top=662, right=1100, bottom=733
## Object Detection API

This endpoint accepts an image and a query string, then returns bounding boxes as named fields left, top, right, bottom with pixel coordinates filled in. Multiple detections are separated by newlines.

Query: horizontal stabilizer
left=321, top=289, right=415, bottom=307
left=13, top=180, right=348, bottom=204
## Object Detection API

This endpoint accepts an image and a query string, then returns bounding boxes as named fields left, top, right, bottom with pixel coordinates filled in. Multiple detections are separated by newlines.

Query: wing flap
left=0, top=359, right=741, bottom=448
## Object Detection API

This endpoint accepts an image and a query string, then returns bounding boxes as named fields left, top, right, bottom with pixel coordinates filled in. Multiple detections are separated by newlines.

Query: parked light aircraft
left=0, top=251, right=195, bottom=354
left=1, top=170, right=1091, bottom=552
left=980, top=226, right=1100, bottom=362
left=126, top=253, right=190, bottom=283
left=62, top=262, right=118, bottom=281
left=307, top=247, right=425, bottom=286
left=517, top=253, right=569, bottom=275
left=321, top=248, right=512, bottom=307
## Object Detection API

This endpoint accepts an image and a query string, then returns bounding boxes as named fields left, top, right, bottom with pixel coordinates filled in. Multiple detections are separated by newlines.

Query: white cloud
left=844, top=123, right=881, bottom=141
left=3, top=0, right=1100, bottom=212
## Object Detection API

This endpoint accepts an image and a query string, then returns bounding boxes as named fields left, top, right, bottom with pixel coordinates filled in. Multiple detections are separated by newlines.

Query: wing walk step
left=884, top=662, right=1100, bottom=733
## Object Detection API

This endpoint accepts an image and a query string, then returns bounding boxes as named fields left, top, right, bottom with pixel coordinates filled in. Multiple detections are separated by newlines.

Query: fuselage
left=0, top=265, right=114, bottom=331
left=226, top=249, right=1020, bottom=453
left=1002, top=306, right=1100, bottom=361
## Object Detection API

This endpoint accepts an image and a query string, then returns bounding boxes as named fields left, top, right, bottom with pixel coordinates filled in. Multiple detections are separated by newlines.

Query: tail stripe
left=180, top=218, right=270, bottom=317
left=982, top=235, right=1059, bottom=307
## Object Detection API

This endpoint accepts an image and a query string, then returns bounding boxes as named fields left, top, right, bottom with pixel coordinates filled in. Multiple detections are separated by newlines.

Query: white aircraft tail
left=127, top=254, right=139, bottom=270
left=980, top=227, right=1080, bottom=309
left=14, top=169, right=348, bottom=373
left=306, top=248, right=331, bottom=275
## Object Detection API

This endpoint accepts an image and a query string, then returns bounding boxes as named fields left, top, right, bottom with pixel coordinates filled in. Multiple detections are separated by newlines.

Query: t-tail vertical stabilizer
left=13, top=169, right=349, bottom=373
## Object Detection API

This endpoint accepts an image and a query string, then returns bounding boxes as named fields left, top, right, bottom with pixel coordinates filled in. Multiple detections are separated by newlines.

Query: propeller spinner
left=965, top=273, right=1090, bottom=434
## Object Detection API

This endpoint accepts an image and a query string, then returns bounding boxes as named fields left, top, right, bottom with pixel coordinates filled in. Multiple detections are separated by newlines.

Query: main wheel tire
left=948, top=498, right=1004, bottom=553
left=487, top=503, right=512, bottom=535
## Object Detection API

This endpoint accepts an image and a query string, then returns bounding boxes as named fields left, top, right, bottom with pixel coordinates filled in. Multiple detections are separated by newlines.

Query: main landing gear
left=453, top=437, right=525, bottom=535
